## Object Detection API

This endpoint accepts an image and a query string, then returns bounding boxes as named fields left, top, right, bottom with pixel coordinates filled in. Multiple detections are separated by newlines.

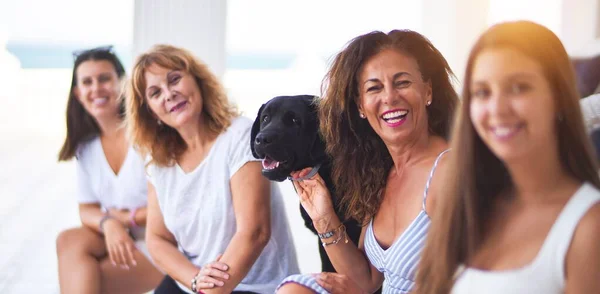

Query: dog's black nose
left=255, top=133, right=277, bottom=145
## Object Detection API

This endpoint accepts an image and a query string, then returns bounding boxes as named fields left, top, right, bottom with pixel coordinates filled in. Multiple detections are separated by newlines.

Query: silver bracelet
left=191, top=270, right=202, bottom=293
left=99, top=214, right=113, bottom=233
left=317, top=223, right=343, bottom=239
left=317, top=229, right=336, bottom=239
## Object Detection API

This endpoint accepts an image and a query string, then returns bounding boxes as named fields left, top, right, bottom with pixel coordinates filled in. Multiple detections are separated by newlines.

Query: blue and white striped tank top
left=276, top=149, right=449, bottom=294
left=363, top=149, right=450, bottom=293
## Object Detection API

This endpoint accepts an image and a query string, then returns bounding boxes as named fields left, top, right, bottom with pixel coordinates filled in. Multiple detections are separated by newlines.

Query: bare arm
left=203, top=161, right=272, bottom=294
left=79, top=203, right=109, bottom=233
left=133, top=207, right=148, bottom=226
left=145, top=182, right=201, bottom=289
left=108, top=207, right=149, bottom=228
left=565, top=203, right=600, bottom=293
left=292, top=169, right=383, bottom=293
left=316, top=215, right=383, bottom=293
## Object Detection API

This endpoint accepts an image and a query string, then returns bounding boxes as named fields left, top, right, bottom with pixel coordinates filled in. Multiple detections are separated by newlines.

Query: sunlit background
left=0, top=0, right=598, bottom=292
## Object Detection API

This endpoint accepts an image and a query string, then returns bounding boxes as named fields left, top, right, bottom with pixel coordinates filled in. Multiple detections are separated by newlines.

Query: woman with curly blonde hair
left=127, top=44, right=299, bottom=294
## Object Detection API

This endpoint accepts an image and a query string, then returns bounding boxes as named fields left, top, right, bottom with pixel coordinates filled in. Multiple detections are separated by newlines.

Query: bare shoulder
left=423, top=145, right=452, bottom=214
left=565, top=200, right=600, bottom=291
left=572, top=201, right=600, bottom=248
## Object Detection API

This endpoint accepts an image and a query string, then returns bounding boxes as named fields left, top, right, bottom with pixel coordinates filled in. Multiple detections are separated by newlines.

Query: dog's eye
left=262, top=115, right=269, bottom=123
left=292, top=117, right=300, bottom=125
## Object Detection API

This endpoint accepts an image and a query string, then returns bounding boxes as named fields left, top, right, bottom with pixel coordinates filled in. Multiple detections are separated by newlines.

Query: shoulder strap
left=538, top=183, right=600, bottom=286
left=423, top=149, right=451, bottom=210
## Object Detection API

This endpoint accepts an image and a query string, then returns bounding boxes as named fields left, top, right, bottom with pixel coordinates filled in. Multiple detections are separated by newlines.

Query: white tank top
left=452, top=183, right=600, bottom=294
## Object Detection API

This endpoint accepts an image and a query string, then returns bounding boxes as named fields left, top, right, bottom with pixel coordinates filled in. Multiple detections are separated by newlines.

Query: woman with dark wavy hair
left=416, top=21, right=600, bottom=294
left=277, top=30, right=459, bottom=294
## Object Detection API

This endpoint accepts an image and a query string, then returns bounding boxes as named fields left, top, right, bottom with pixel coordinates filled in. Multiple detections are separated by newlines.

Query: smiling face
left=143, top=64, right=203, bottom=129
left=74, top=60, right=122, bottom=120
left=358, top=49, right=432, bottom=147
left=469, top=47, right=557, bottom=163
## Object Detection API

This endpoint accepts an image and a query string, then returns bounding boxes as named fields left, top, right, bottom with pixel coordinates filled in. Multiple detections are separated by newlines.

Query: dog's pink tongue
left=262, top=157, right=280, bottom=169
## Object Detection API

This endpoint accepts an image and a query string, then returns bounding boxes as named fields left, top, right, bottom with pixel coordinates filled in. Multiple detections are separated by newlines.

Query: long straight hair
left=58, top=47, right=126, bottom=161
left=416, top=21, right=600, bottom=294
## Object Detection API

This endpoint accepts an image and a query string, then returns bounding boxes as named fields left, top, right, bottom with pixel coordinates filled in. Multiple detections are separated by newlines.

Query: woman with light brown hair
left=127, top=44, right=299, bottom=294
left=416, top=21, right=600, bottom=294
left=277, top=30, right=459, bottom=294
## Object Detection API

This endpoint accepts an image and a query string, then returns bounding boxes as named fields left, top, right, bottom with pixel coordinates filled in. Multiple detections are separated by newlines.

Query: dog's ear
left=301, top=95, right=319, bottom=112
left=250, top=103, right=266, bottom=158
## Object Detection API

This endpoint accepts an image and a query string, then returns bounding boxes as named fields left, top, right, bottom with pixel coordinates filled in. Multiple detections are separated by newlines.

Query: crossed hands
left=193, top=254, right=231, bottom=292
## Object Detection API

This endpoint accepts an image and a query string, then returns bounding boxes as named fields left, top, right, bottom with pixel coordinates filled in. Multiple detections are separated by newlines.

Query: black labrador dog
left=250, top=95, right=362, bottom=273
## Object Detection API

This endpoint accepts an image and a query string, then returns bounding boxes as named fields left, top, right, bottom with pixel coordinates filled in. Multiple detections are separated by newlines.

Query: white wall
left=422, top=0, right=489, bottom=88
left=561, top=0, right=600, bottom=56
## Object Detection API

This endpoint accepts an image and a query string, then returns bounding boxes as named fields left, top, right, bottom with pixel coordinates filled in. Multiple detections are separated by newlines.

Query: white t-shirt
left=76, top=136, right=149, bottom=244
left=147, top=116, right=300, bottom=294
left=76, top=136, right=148, bottom=210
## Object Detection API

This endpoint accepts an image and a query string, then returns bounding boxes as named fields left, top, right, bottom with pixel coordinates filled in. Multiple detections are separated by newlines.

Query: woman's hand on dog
left=290, top=168, right=337, bottom=226
left=102, top=219, right=138, bottom=269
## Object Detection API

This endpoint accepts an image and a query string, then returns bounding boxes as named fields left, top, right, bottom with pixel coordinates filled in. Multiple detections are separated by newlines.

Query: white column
left=421, top=0, right=490, bottom=89
left=560, top=0, right=600, bottom=55
left=133, top=0, right=227, bottom=78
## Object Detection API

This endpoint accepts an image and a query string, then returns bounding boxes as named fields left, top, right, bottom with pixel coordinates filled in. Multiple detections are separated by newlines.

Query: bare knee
left=56, top=227, right=98, bottom=257
left=277, top=282, right=316, bottom=294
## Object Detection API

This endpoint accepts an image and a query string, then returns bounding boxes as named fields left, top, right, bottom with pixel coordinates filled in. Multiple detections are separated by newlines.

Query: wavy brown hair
left=319, top=30, right=459, bottom=223
left=416, top=21, right=600, bottom=294
left=58, top=46, right=126, bottom=161
left=127, top=44, right=238, bottom=167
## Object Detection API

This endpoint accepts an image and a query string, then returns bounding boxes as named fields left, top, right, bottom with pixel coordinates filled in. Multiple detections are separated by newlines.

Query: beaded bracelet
left=317, top=222, right=343, bottom=239
left=322, top=224, right=348, bottom=247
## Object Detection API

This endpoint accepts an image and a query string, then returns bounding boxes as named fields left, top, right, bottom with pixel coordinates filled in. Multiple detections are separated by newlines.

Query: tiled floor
left=0, top=135, right=321, bottom=293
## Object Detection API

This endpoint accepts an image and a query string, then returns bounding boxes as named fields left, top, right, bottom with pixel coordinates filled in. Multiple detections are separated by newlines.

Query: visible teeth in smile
left=493, top=126, right=518, bottom=137
left=92, top=97, right=108, bottom=105
left=382, top=110, right=408, bottom=120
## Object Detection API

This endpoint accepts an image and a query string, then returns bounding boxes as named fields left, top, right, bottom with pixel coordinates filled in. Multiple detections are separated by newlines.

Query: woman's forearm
left=315, top=215, right=382, bottom=293
left=79, top=204, right=108, bottom=233
left=147, top=234, right=199, bottom=291
left=203, top=229, right=271, bottom=294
